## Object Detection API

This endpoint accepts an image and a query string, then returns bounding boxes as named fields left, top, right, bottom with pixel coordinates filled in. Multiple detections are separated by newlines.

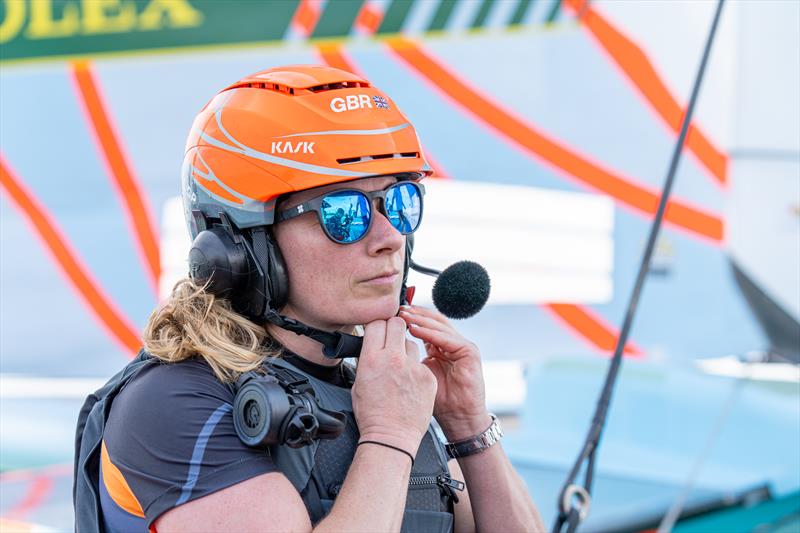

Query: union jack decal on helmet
left=372, top=95, right=390, bottom=109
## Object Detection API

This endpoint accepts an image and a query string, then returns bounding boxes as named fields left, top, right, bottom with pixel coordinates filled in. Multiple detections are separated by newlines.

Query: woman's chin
left=346, top=297, right=401, bottom=325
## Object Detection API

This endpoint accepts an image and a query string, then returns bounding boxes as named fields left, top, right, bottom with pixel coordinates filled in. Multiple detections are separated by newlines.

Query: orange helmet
left=182, top=64, right=432, bottom=237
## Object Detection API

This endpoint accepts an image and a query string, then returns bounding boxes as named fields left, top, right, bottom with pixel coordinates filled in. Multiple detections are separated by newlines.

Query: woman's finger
left=399, top=310, right=454, bottom=334
left=421, top=356, right=446, bottom=380
left=407, top=324, right=473, bottom=359
left=362, top=320, right=387, bottom=356
left=384, top=316, right=408, bottom=353
left=405, top=339, right=421, bottom=362
left=401, top=305, right=450, bottom=326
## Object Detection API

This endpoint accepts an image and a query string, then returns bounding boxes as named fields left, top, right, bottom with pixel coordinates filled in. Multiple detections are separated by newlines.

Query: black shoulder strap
left=259, top=358, right=330, bottom=522
left=73, top=350, right=154, bottom=531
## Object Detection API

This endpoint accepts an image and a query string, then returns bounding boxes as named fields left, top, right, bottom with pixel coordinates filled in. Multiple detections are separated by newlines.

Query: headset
left=187, top=208, right=415, bottom=358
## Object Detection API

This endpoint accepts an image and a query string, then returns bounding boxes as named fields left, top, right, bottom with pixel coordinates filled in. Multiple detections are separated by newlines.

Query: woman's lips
left=362, top=272, right=400, bottom=285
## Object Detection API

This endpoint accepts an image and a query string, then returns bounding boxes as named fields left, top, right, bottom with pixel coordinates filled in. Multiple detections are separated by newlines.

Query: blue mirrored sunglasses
left=276, top=181, right=425, bottom=244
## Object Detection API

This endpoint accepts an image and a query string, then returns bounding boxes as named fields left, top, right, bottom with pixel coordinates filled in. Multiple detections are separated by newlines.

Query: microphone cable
left=552, top=1, right=726, bottom=531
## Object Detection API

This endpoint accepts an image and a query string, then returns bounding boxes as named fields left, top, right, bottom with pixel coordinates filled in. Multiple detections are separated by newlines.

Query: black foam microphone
left=410, top=259, right=491, bottom=319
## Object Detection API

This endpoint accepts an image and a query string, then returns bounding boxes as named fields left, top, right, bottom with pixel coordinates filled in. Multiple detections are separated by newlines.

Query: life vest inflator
left=232, top=365, right=347, bottom=448
left=74, top=353, right=459, bottom=532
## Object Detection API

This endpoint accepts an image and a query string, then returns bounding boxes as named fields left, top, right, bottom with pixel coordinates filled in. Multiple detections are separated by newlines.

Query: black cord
left=358, top=440, right=415, bottom=466
left=552, top=1, right=726, bottom=531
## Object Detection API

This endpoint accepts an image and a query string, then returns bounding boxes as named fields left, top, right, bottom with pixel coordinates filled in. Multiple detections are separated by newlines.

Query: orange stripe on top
left=564, top=0, right=728, bottom=186
left=545, top=304, right=642, bottom=356
left=292, top=0, right=323, bottom=37
left=0, top=156, right=140, bottom=354
left=387, top=38, right=724, bottom=243
left=70, top=60, right=161, bottom=294
left=355, top=3, right=384, bottom=34
left=101, top=441, right=145, bottom=518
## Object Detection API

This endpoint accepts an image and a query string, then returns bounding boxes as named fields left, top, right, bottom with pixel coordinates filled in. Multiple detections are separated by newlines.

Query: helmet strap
left=263, top=310, right=364, bottom=359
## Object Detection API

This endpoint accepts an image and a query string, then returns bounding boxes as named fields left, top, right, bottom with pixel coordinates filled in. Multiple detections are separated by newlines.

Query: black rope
left=552, top=1, right=726, bottom=531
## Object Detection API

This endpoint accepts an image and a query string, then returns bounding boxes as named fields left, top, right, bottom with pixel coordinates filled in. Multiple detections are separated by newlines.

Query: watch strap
left=445, top=414, right=503, bottom=459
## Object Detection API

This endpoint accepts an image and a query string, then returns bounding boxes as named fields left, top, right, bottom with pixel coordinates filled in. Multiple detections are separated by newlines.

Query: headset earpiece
left=189, top=227, right=250, bottom=299
left=189, top=221, right=289, bottom=322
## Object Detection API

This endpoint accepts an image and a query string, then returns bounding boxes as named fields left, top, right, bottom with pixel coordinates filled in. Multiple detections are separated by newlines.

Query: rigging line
left=656, top=360, right=751, bottom=533
left=551, top=1, right=727, bottom=531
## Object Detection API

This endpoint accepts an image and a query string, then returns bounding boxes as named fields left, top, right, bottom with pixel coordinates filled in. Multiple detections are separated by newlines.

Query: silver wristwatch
left=445, top=414, right=503, bottom=459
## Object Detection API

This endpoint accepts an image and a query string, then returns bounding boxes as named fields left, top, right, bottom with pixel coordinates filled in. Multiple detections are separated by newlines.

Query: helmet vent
left=230, top=80, right=370, bottom=96
left=230, top=81, right=298, bottom=94
left=307, top=81, right=371, bottom=92
left=338, top=152, right=419, bottom=165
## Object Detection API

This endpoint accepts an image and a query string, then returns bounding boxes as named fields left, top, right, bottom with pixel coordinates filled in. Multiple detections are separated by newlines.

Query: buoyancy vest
left=267, top=357, right=459, bottom=532
left=74, top=353, right=458, bottom=533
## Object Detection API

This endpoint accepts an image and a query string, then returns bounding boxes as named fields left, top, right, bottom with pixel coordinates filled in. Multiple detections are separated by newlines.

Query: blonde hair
left=142, top=279, right=277, bottom=383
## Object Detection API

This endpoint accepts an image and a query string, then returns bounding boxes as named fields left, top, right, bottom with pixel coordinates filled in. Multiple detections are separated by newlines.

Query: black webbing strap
left=268, top=364, right=314, bottom=396
left=264, top=310, right=364, bottom=359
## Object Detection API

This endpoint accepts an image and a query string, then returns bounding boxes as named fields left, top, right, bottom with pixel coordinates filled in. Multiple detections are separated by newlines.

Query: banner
left=0, top=0, right=564, bottom=63
left=0, top=0, right=299, bottom=62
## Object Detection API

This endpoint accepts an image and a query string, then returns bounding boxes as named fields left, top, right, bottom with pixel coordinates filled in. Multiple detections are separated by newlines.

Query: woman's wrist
left=438, top=411, right=493, bottom=442
left=353, top=437, right=415, bottom=477
left=358, top=440, right=414, bottom=466
left=357, top=429, right=423, bottom=459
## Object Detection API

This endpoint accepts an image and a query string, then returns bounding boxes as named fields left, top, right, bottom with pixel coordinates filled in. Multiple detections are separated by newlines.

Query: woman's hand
left=399, top=305, right=491, bottom=441
left=352, top=317, right=438, bottom=457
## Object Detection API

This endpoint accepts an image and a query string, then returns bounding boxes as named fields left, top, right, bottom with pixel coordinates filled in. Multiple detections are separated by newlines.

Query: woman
left=95, top=65, right=544, bottom=532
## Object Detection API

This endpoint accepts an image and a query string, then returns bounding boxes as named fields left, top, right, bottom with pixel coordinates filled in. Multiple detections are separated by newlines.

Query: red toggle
left=405, top=286, right=416, bottom=305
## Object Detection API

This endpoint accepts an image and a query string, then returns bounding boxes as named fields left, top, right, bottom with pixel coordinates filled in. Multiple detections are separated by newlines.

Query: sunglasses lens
left=320, top=191, right=371, bottom=243
left=385, top=182, right=422, bottom=235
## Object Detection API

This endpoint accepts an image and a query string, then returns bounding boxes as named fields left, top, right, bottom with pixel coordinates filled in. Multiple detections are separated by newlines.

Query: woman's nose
left=366, top=208, right=404, bottom=255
